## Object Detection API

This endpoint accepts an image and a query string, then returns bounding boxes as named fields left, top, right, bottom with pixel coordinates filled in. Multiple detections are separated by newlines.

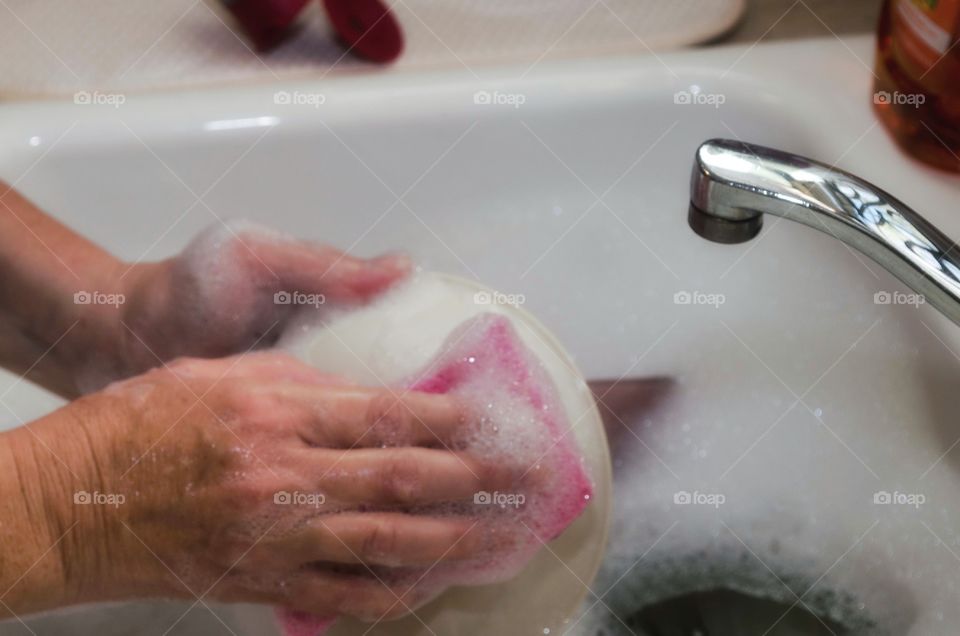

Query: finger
left=246, top=236, right=411, bottom=301
left=218, top=352, right=353, bottom=385
left=166, top=352, right=348, bottom=386
left=283, top=567, right=434, bottom=622
left=281, top=385, right=465, bottom=448
left=226, top=566, right=437, bottom=622
left=282, top=513, right=487, bottom=567
left=305, top=447, right=517, bottom=506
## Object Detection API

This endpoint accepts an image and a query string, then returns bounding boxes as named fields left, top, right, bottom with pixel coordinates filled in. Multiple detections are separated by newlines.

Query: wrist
left=63, top=257, right=134, bottom=391
left=113, top=260, right=176, bottom=378
left=3, top=254, right=129, bottom=397
left=47, top=258, right=170, bottom=395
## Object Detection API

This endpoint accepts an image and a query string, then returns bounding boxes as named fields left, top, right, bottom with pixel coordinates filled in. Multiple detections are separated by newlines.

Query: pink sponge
left=276, top=612, right=337, bottom=636
left=278, top=313, right=593, bottom=635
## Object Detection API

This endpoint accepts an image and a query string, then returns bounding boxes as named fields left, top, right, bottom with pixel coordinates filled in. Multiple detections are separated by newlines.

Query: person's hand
left=103, top=223, right=409, bottom=392
left=3, top=352, right=520, bottom=619
left=0, top=185, right=407, bottom=396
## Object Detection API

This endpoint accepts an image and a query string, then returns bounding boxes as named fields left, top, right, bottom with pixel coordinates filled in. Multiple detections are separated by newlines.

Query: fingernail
left=372, top=252, right=412, bottom=274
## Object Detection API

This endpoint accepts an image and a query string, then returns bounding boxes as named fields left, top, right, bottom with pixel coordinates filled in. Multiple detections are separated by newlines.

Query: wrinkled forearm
left=0, top=396, right=159, bottom=617
left=0, top=419, right=74, bottom=616
left=0, top=184, right=126, bottom=397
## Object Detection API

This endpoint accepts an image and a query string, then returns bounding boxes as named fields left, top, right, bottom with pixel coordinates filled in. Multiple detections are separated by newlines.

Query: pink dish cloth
left=277, top=313, right=593, bottom=635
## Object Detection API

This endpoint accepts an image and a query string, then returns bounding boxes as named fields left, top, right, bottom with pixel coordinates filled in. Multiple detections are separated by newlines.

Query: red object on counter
left=222, top=0, right=404, bottom=62
left=321, top=0, right=404, bottom=63
left=223, top=0, right=311, bottom=51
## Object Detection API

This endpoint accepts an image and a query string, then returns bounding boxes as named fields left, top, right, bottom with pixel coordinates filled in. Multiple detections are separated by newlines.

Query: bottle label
left=893, top=0, right=959, bottom=69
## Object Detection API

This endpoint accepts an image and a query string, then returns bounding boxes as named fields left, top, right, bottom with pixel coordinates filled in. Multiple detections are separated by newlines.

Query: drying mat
left=0, top=0, right=744, bottom=98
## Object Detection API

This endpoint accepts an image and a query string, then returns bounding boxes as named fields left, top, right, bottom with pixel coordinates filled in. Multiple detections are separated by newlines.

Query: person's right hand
left=5, top=352, right=521, bottom=620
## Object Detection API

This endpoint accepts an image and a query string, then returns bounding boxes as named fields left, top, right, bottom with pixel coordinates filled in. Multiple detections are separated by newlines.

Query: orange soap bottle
left=874, top=0, right=960, bottom=172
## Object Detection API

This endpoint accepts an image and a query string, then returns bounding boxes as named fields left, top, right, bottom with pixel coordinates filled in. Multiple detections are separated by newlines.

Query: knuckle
left=216, top=382, right=280, bottom=426
left=359, top=519, right=401, bottom=561
left=235, top=479, right=281, bottom=507
left=207, top=389, right=256, bottom=428
left=379, top=453, right=423, bottom=504
left=366, top=392, right=414, bottom=438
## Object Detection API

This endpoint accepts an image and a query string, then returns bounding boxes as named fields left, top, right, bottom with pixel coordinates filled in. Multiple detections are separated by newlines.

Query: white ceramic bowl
left=276, top=271, right=613, bottom=636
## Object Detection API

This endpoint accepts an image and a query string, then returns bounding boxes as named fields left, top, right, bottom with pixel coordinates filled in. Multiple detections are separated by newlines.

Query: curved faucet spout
left=688, top=138, right=960, bottom=327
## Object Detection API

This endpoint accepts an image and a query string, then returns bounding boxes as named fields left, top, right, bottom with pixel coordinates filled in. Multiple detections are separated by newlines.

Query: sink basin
left=2, top=34, right=960, bottom=635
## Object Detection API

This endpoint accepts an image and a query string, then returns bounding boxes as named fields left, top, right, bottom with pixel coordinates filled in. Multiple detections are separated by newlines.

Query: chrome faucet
left=688, top=138, right=960, bottom=326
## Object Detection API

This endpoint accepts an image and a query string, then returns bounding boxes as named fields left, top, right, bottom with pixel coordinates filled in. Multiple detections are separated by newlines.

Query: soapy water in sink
left=564, top=408, right=920, bottom=636
left=575, top=548, right=872, bottom=635
left=278, top=304, right=594, bottom=634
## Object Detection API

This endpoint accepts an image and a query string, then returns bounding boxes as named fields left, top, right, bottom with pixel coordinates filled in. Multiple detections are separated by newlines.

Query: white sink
left=2, top=34, right=960, bottom=635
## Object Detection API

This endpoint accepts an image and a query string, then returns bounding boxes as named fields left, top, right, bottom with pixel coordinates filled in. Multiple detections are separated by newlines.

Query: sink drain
left=625, top=589, right=844, bottom=636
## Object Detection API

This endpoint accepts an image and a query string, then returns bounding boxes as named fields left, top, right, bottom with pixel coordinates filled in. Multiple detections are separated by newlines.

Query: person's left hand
left=100, top=223, right=409, bottom=391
